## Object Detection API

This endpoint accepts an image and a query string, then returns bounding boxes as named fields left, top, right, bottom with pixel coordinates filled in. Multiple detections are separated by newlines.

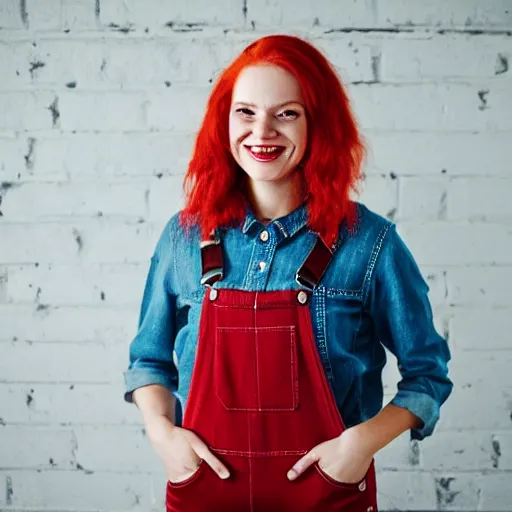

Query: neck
left=247, top=170, right=306, bottom=223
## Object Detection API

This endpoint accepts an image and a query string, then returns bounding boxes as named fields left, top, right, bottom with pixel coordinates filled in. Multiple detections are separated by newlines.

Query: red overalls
left=166, top=234, right=378, bottom=511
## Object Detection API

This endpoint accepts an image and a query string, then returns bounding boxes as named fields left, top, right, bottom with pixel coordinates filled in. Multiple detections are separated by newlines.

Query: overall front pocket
left=214, top=325, right=299, bottom=411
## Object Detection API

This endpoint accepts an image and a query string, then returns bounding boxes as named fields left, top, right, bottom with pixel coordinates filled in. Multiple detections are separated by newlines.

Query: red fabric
left=166, top=289, right=378, bottom=511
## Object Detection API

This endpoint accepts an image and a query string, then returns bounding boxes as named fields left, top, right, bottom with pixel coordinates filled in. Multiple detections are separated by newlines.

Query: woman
left=124, top=35, right=452, bottom=512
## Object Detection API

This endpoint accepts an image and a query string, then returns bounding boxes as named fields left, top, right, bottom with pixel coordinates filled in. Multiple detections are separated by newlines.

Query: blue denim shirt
left=124, top=202, right=452, bottom=441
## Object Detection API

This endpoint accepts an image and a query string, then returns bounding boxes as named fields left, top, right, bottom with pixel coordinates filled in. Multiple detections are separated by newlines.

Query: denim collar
left=241, top=202, right=309, bottom=240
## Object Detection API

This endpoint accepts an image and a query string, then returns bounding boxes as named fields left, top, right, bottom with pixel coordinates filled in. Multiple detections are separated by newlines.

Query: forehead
left=231, top=64, right=304, bottom=106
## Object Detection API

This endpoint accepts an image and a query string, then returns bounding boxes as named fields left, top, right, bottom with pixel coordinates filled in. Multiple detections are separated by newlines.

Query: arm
left=365, top=223, right=453, bottom=442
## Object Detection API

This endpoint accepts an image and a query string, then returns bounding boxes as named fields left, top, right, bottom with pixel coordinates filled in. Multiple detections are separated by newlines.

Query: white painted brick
left=307, top=35, right=375, bottom=83
left=0, top=136, right=28, bottom=182
left=24, top=0, right=62, bottom=31
left=421, top=431, right=493, bottom=471
left=448, top=177, right=512, bottom=222
left=396, top=222, right=512, bottom=265
left=60, top=92, right=148, bottom=132
left=432, top=473, right=480, bottom=510
left=447, top=266, right=512, bottom=306
left=378, top=0, right=512, bottom=29
left=375, top=471, right=436, bottom=510
left=0, top=305, right=137, bottom=343
left=479, top=474, right=512, bottom=511
left=349, top=83, right=512, bottom=131
left=0, top=0, right=25, bottom=29
left=0, top=470, right=160, bottom=510
left=74, top=426, right=160, bottom=472
left=374, top=431, right=419, bottom=470
left=0, top=220, right=159, bottom=264
left=450, top=309, right=512, bottom=350
left=0, top=341, right=128, bottom=382
left=62, top=0, right=98, bottom=31
left=100, top=0, right=244, bottom=27
left=0, top=182, right=147, bottom=220
left=356, top=173, right=398, bottom=220
left=247, top=0, right=376, bottom=28
left=491, top=432, right=512, bottom=470
left=0, top=92, right=56, bottom=131
left=422, top=267, right=448, bottom=307
left=0, top=383, right=140, bottom=424
left=6, top=263, right=148, bottom=306
left=147, top=88, right=210, bottom=131
left=147, top=175, right=185, bottom=221
left=365, top=132, right=512, bottom=177
left=0, top=267, right=7, bottom=303
left=0, top=426, right=75, bottom=469
left=381, top=34, right=512, bottom=81
left=398, top=177, right=447, bottom=221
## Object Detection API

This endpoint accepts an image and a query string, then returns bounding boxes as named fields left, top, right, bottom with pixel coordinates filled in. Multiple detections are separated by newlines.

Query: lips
left=245, top=145, right=286, bottom=162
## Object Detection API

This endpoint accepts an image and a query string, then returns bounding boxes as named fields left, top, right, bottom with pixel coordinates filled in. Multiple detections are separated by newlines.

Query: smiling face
left=229, top=64, right=308, bottom=185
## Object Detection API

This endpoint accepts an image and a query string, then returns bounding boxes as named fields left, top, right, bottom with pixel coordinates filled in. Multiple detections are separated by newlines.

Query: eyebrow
left=233, top=101, right=302, bottom=109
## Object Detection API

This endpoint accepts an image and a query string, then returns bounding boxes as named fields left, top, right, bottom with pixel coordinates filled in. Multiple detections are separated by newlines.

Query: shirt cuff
left=390, top=389, right=440, bottom=441
left=123, top=367, right=183, bottom=426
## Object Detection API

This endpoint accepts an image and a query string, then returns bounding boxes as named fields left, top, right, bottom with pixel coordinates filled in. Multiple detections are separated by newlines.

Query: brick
left=374, top=431, right=418, bottom=470
left=147, top=87, right=210, bottom=131
left=0, top=92, right=57, bottom=131
left=0, top=383, right=140, bottom=424
left=398, top=177, right=448, bottom=221
left=0, top=426, right=75, bottom=469
left=147, top=175, right=185, bottom=220
left=0, top=267, right=7, bottom=303
left=349, top=83, right=512, bottom=131
left=59, top=92, right=148, bottom=132
left=447, top=266, right=512, bottom=306
left=308, top=35, right=375, bottom=83
left=0, top=0, right=25, bottom=29
left=447, top=177, right=512, bottom=221
left=377, top=0, right=512, bottom=29
left=365, top=132, right=512, bottom=177
left=490, top=432, right=512, bottom=470
left=421, top=431, right=494, bottom=471
left=432, top=473, right=480, bottom=510
left=247, top=0, right=376, bottom=28
left=0, top=182, right=147, bottom=220
left=421, top=267, right=448, bottom=307
left=479, top=474, right=512, bottom=511
left=381, top=34, right=512, bottom=81
left=100, top=0, right=244, bottom=28
left=0, top=220, right=159, bottom=264
left=24, top=0, right=62, bottom=30
left=450, top=310, right=512, bottom=350
left=0, top=470, right=160, bottom=510
left=0, top=305, right=137, bottom=343
left=7, top=263, right=148, bottom=306
left=396, top=222, right=512, bottom=265
left=375, top=471, right=436, bottom=509
left=0, top=340, right=128, bottom=382
left=356, top=173, right=398, bottom=221
left=74, top=426, right=160, bottom=472
left=62, top=0, right=98, bottom=31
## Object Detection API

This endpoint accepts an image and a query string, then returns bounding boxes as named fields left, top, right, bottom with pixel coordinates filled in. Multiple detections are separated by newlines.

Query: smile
left=245, top=145, right=286, bottom=162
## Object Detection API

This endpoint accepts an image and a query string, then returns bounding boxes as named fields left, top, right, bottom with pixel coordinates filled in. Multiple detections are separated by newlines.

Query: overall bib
left=166, top=234, right=378, bottom=512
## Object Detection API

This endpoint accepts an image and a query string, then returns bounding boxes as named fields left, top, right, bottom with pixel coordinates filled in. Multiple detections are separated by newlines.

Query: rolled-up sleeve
left=123, top=219, right=180, bottom=418
left=368, top=224, right=453, bottom=440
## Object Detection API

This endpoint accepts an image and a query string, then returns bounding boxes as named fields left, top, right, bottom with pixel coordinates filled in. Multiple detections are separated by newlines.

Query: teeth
left=251, top=146, right=280, bottom=154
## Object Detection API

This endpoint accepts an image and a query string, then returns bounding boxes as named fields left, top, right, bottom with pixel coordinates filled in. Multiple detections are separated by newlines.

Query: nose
left=253, top=114, right=277, bottom=139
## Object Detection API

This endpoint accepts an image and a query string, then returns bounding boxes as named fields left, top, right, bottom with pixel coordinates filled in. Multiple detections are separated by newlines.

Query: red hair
left=180, top=34, right=365, bottom=247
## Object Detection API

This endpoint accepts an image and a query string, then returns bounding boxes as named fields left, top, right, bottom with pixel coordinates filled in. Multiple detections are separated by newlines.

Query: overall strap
left=295, top=236, right=335, bottom=290
left=200, top=231, right=223, bottom=287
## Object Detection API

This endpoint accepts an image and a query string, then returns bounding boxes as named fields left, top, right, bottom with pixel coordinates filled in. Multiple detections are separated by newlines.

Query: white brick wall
left=1, top=1, right=511, bottom=510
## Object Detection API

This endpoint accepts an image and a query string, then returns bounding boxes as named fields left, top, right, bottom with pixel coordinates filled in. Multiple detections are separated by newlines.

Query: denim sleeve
left=123, top=218, right=181, bottom=422
left=368, top=224, right=453, bottom=440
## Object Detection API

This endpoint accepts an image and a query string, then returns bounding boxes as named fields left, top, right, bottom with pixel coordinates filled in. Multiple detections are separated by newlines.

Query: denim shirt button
left=259, top=230, right=269, bottom=242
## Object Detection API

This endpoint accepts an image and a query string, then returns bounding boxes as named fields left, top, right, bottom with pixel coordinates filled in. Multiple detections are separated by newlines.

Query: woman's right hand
left=145, top=415, right=230, bottom=483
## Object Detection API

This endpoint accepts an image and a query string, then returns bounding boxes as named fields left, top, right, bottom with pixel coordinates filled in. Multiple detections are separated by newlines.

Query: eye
left=277, top=110, right=299, bottom=119
left=236, top=108, right=255, bottom=117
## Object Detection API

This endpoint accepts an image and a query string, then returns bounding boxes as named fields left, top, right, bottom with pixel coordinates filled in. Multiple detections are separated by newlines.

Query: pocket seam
left=167, top=460, right=205, bottom=488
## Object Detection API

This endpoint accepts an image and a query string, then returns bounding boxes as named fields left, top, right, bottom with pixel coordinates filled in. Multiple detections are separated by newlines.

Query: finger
left=288, top=450, right=319, bottom=480
left=191, top=439, right=230, bottom=480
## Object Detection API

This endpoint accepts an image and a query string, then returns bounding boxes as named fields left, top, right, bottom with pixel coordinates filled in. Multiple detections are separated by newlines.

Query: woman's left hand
left=287, top=426, right=375, bottom=484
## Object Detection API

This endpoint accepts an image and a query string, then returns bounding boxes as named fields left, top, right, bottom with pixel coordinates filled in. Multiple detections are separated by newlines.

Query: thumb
left=190, top=436, right=230, bottom=480
left=288, top=450, right=320, bottom=481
